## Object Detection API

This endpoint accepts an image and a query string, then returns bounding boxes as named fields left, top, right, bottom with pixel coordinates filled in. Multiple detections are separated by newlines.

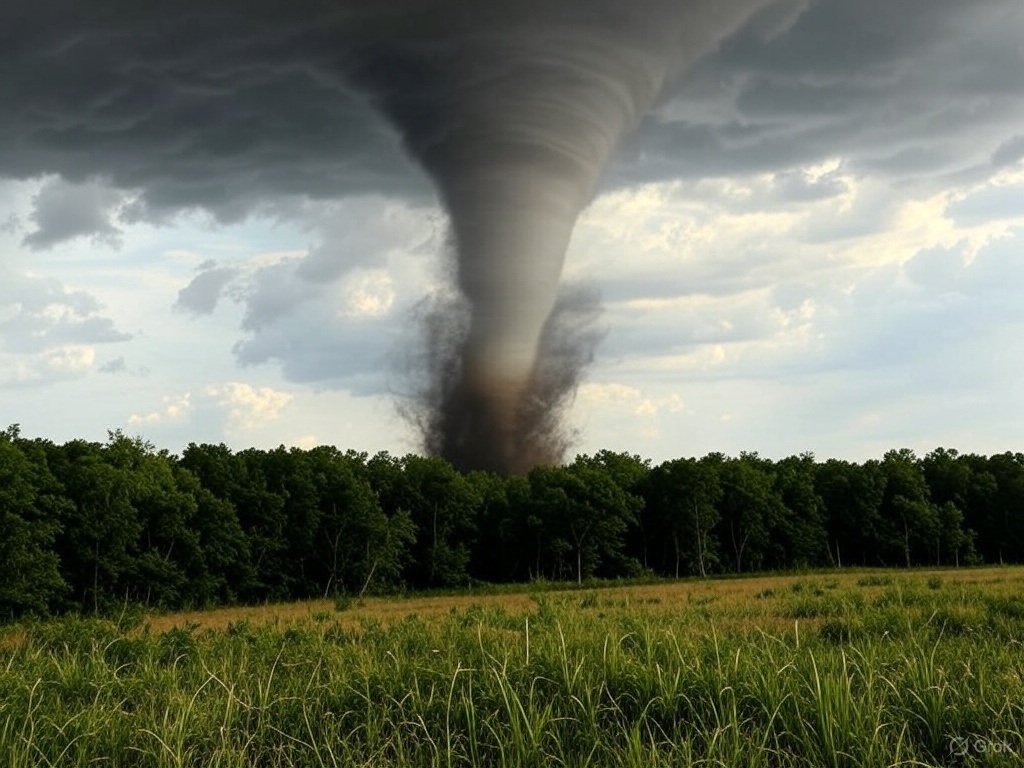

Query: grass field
left=2, top=567, right=1023, bottom=766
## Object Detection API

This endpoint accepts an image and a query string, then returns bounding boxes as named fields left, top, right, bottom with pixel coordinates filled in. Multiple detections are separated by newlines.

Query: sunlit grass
left=2, top=567, right=1023, bottom=766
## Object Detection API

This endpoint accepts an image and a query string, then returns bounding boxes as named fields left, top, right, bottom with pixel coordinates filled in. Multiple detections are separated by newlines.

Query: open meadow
left=2, top=567, right=1023, bottom=767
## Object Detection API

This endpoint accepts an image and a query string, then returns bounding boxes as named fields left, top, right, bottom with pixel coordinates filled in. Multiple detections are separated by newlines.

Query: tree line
left=2, top=424, right=1023, bottom=619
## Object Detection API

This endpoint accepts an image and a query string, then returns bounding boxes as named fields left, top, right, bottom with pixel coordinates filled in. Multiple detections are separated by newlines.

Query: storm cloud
left=2, top=0, right=1024, bottom=466
left=3, top=0, right=1022, bottom=213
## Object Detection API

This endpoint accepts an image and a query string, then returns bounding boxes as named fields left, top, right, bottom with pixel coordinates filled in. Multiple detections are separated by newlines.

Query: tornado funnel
left=345, top=0, right=779, bottom=474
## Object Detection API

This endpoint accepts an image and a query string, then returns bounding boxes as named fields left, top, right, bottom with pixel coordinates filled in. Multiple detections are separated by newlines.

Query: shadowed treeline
left=2, top=423, right=1023, bottom=620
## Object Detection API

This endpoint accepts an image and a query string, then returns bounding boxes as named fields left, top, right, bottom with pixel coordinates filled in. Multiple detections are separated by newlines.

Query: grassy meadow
left=2, top=568, right=1023, bottom=767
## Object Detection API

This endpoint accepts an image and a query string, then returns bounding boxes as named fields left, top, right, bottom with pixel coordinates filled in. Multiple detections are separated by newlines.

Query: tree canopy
left=1, top=425, right=1020, bottom=620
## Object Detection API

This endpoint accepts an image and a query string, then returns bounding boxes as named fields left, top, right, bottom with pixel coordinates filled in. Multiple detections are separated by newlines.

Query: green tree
left=772, top=454, right=829, bottom=568
left=104, top=432, right=208, bottom=607
left=258, top=447, right=325, bottom=596
left=181, top=444, right=289, bottom=600
left=48, top=438, right=143, bottom=612
left=524, top=466, right=575, bottom=580
left=958, top=454, right=999, bottom=563
left=712, top=454, right=782, bottom=573
left=499, top=474, right=543, bottom=581
left=572, top=452, right=647, bottom=576
left=935, top=500, right=976, bottom=566
left=173, top=468, right=256, bottom=604
left=369, top=453, right=477, bottom=588
left=645, top=457, right=721, bottom=578
left=880, top=449, right=937, bottom=567
left=0, top=426, right=67, bottom=618
left=465, top=469, right=513, bottom=582
left=306, top=447, right=413, bottom=595
left=978, top=453, right=1024, bottom=564
left=525, top=462, right=636, bottom=583
left=921, top=447, right=971, bottom=508
left=815, top=459, right=886, bottom=566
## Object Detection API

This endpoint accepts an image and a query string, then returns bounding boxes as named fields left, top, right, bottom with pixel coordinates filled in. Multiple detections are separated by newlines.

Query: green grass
left=1, top=569, right=1023, bottom=766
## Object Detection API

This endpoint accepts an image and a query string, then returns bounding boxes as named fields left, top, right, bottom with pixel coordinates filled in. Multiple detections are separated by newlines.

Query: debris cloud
left=344, top=0, right=778, bottom=473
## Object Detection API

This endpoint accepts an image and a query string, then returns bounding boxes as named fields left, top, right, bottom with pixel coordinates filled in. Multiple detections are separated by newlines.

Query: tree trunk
left=672, top=531, right=680, bottom=579
left=94, top=540, right=100, bottom=614
left=903, top=519, right=911, bottom=568
left=692, top=500, right=707, bottom=578
left=729, top=519, right=747, bottom=573
left=324, top=508, right=343, bottom=597
left=358, top=558, right=377, bottom=598
left=698, top=531, right=707, bottom=578
left=430, top=505, right=438, bottom=585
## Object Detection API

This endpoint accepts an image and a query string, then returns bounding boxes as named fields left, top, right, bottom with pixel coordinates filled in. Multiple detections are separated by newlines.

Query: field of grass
left=2, top=567, right=1023, bottom=766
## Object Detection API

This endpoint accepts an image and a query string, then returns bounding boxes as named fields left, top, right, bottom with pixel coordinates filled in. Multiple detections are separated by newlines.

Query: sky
left=2, top=0, right=1024, bottom=464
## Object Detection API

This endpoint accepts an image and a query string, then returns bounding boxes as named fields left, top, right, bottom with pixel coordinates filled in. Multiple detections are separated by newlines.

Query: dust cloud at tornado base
left=346, top=0, right=786, bottom=474
left=402, top=270, right=605, bottom=476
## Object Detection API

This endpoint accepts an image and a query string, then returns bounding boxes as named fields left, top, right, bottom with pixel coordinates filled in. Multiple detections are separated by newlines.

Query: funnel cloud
left=344, top=0, right=783, bottom=473
left=0, top=0, right=803, bottom=473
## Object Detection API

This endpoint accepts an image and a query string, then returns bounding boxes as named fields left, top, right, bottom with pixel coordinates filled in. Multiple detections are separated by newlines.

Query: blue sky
left=2, top=0, right=1023, bottom=463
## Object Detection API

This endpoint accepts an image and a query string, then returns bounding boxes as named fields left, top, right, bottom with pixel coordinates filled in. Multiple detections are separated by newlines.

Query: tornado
left=345, top=0, right=779, bottom=474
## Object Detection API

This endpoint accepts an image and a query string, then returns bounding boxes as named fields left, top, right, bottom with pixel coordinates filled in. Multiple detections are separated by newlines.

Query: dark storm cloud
left=174, top=260, right=239, bottom=315
left=771, top=168, right=849, bottom=203
left=0, top=0, right=424, bottom=223
left=292, top=197, right=438, bottom=281
left=3, top=0, right=1019, bottom=226
left=992, top=135, right=1024, bottom=168
left=236, top=257, right=319, bottom=333
left=233, top=331, right=396, bottom=396
left=22, top=177, right=123, bottom=250
left=624, top=0, right=1024, bottom=186
left=214, top=242, right=421, bottom=394
left=232, top=300, right=402, bottom=395
left=801, top=184, right=896, bottom=243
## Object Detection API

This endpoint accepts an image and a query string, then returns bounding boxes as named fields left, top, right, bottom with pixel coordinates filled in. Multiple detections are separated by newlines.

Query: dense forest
left=2, top=423, right=1023, bottom=620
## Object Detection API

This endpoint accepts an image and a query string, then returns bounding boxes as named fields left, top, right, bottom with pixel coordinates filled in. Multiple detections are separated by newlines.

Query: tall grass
left=1, top=570, right=1022, bottom=766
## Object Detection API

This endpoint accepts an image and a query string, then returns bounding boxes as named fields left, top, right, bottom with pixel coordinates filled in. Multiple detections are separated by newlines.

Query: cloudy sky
left=2, top=0, right=1024, bottom=464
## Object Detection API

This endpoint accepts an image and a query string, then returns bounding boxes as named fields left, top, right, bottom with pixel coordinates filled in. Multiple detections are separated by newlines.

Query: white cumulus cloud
left=206, top=382, right=293, bottom=432
left=128, top=393, right=192, bottom=426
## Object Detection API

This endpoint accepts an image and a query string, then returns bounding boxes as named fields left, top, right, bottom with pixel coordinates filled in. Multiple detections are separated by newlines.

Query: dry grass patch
left=144, top=591, right=540, bottom=634
left=143, top=565, right=1024, bottom=636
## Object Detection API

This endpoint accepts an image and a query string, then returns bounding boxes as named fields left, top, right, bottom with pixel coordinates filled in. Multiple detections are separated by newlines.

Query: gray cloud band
left=3, top=0, right=1022, bottom=213
left=4, top=0, right=1023, bottom=471
left=3, top=0, right=791, bottom=471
